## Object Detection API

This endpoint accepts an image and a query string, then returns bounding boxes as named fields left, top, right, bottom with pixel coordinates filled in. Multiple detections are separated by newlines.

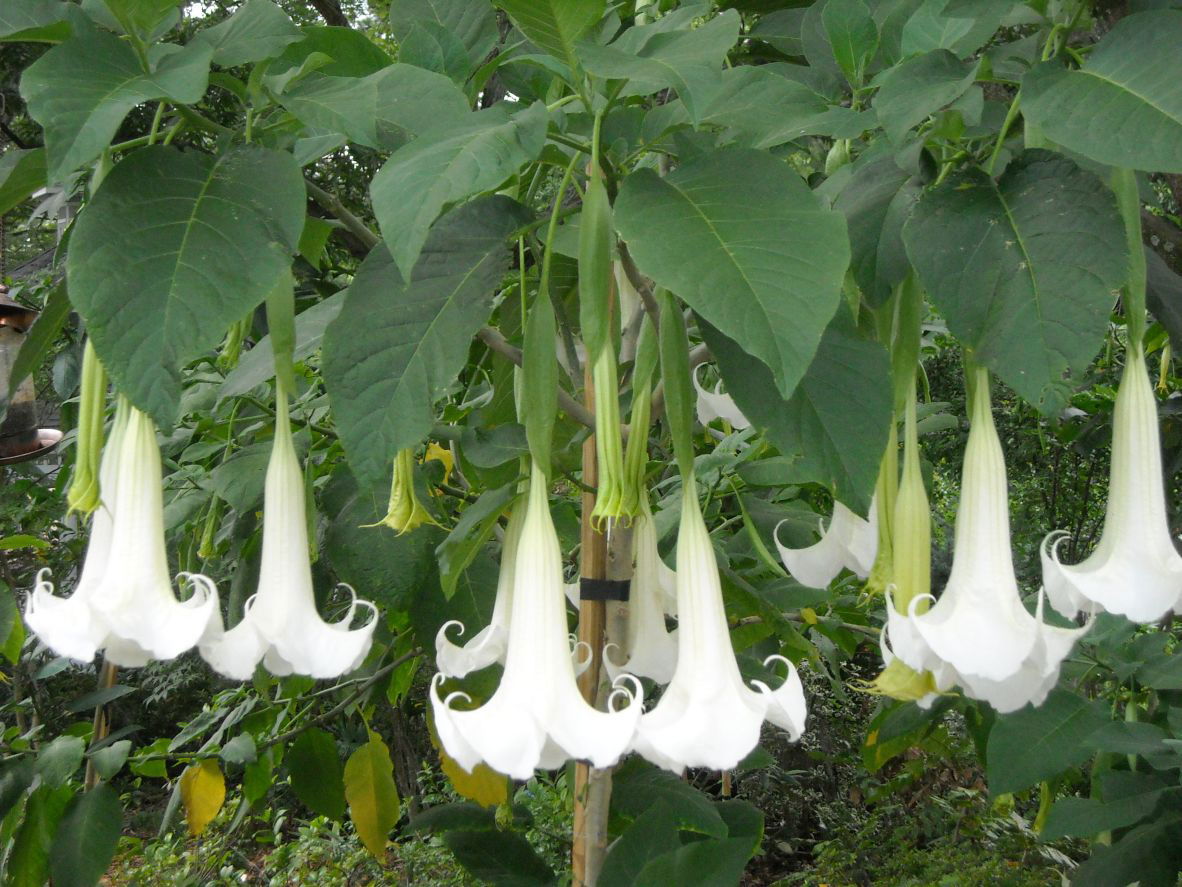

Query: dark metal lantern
left=0, top=289, right=61, bottom=465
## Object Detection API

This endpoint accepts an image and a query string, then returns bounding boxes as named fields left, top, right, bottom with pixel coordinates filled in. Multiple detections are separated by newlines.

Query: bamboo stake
left=84, top=658, right=118, bottom=789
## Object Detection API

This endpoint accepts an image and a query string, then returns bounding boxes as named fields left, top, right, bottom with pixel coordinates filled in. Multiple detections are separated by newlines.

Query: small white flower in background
left=886, top=367, right=1090, bottom=713
left=431, top=463, right=642, bottom=781
left=693, top=365, right=750, bottom=430
left=200, top=393, right=376, bottom=680
left=775, top=498, right=877, bottom=589
left=29, top=399, right=220, bottom=668
left=604, top=501, right=679, bottom=684
left=632, top=480, right=807, bottom=772
left=1041, top=346, right=1182, bottom=623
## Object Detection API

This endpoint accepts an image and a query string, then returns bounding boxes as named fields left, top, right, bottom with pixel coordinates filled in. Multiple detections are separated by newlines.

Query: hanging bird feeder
left=0, top=287, right=61, bottom=465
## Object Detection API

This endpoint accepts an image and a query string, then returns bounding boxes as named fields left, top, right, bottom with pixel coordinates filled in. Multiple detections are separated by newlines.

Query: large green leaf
left=901, top=0, right=1006, bottom=58
left=699, top=67, right=833, bottom=149
left=344, top=731, right=400, bottom=858
left=496, top=0, right=604, bottom=70
left=98, top=0, right=180, bottom=39
left=288, top=728, right=346, bottom=821
left=194, top=0, right=302, bottom=66
left=599, top=801, right=682, bottom=887
left=7, top=785, right=71, bottom=887
left=389, top=0, right=499, bottom=65
left=985, top=689, right=1110, bottom=794
left=444, top=828, right=555, bottom=886
left=636, top=837, right=754, bottom=887
left=369, top=101, right=544, bottom=280
left=1042, top=788, right=1169, bottom=840
left=323, top=196, right=530, bottom=489
left=0, top=148, right=47, bottom=217
left=576, top=11, right=740, bottom=122
left=1021, top=11, right=1182, bottom=173
left=611, top=758, right=727, bottom=838
left=49, top=784, right=122, bottom=887
left=822, top=0, right=877, bottom=85
left=701, top=309, right=891, bottom=514
left=873, top=49, right=977, bottom=143
left=0, top=0, right=71, bottom=42
left=270, top=25, right=392, bottom=78
left=67, top=146, right=305, bottom=428
left=903, top=150, right=1128, bottom=409
left=436, top=484, right=517, bottom=600
left=280, top=65, right=469, bottom=150
left=1071, top=818, right=1182, bottom=887
left=20, top=14, right=212, bottom=182
left=615, top=147, right=849, bottom=402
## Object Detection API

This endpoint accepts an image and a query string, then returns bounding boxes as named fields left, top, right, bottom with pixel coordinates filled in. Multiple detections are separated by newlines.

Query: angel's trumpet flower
left=887, top=368, right=1089, bottom=712
left=632, top=480, right=807, bottom=772
left=775, top=498, right=877, bottom=589
left=1041, top=346, right=1182, bottom=622
left=200, top=390, right=377, bottom=680
left=368, top=447, right=439, bottom=534
left=33, top=399, right=220, bottom=667
left=431, top=464, right=642, bottom=780
left=693, top=365, right=750, bottom=430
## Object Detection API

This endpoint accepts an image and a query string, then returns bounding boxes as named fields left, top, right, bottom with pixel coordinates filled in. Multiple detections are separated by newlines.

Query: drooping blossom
left=775, top=498, right=877, bottom=589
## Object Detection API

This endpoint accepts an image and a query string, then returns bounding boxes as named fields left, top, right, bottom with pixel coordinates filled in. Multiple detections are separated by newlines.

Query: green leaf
left=370, top=102, right=546, bottom=279
left=49, top=783, right=121, bottom=887
left=577, top=12, right=741, bottom=123
left=496, top=0, right=604, bottom=70
left=389, top=0, right=499, bottom=67
left=0, top=759, right=34, bottom=820
left=323, top=196, right=530, bottom=489
left=615, top=147, right=849, bottom=402
left=1084, top=721, right=1171, bottom=757
left=36, top=736, right=85, bottom=788
left=436, top=484, right=517, bottom=600
left=599, top=801, right=682, bottom=887
left=442, top=828, right=556, bottom=886
left=219, top=733, right=257, bottom=765
left=195, top=0, right=302, bottom=66
left=822, top=0, right=878, bottom=85
left=903, top=150, right=1128, bottom=409
left=698, top=67, right=833, bottom=150
left=1071, top=818, right=1182, bottom=887
left=398, top=22, right=473, bottom=84
left=635, top=837, right=754, bottom=887
left=344, top=731, right=400, bottom=858
left=1021, top=11, right=1182, bottom=173
left=20, top=14, right=212, bottom=181
left=288, top=728, right=346, bottom=821
left=1146, top=250, right=1182, bottom=354
left=67, top=145, right=305, bottom=428
left=218, top=292, right=344, bottom=403
left=8, top=785, right=72, bottom=887
left=0, top=148, right=46, bottom=217
left=88, top=740, right=132, bottom=781
left=271, top=25, right=392, bottom=79
left=901, top=0, right=1006, bottom=58
left=611, top=758, right=726, bottom=839
left=99, top=0, right=179, bottom=39
left=701, top=308, right=891, bottom=514
left=207, top=443, right=272, bottom=513
left=64, top=684, right=135, bottom=713
left=873, top=49, right=977, bottom=143
left=280, top=65, right=469, bottom=151
left=0, top=0, right=71, bottom=42
left=986, top=689, right=1111, bottom=794
left=1042, top=788, right=1169, bottom=840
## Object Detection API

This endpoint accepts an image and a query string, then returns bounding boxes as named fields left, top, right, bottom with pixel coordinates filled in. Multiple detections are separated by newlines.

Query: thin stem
left=985, top=91, right=1021, bottom=177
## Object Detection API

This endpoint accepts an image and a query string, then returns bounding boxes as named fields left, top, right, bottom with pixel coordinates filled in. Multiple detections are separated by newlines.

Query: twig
left=304, top=180, right=380, bottom=250
left=476, top=326, right=596, bottom=429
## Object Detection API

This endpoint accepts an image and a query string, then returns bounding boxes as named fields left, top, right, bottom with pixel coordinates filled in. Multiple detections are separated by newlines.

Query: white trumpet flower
left=693, top=365, right=750, bottom=430
left=200, top=392, right=376, bottom=680
left=632, top=481, right=807, bottom=772
left=1041, top=347, right=1182, bottom=622
left=38, top=400, right=219, bottom=667
left=431, top=464, right=642, bottom=780
left=886, top=368, right=1089, bottom=713
left=604, top=502, right=679, bottom=684
left=775, top=498, right=877, bottom=589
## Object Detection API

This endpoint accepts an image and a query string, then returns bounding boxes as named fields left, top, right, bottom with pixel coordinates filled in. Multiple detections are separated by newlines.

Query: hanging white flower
left=1041, top=346, right=1182, bottom=622
left=632, top=479, right=807, bottom=772
left=32, top=399, right=220, bottom=667
left=775, top=497, right=877, bottom=589
left=886, top=368, right=1090, bottom=713
left=200, top=392, right=377, bottom=680
left=431, top=463, right=642, bottom=781
left=604, top=500, right=679, bottom=684
left=693, top=365, right=750, bottom=430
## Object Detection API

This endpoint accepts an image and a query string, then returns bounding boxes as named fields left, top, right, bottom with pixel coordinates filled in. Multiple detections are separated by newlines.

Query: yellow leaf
left=801, top=607, right=818, bottom=625
left=422, top=441, right=454, bottom=484
left=179, top=759, right=225, bottom=836
left=344, top=731, right=400, bottom=858
left=427, top=708, right=507, bottom=809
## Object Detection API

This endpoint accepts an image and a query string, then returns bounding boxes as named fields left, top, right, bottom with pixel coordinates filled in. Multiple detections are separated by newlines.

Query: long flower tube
left=632, top=479, right=807, bottom=772
left=200, top=386, right=377, bottom=680
left=1040, top=346, right=1182, bottom=622
left=431, top=463, right=642, bottom=780
left=886, top=367, right=1089, bottom=712
left=82, top=399, right=219, bottom=667
left=774, top=497, right=877, bottom=589
left=26, top=404, right=129, bottom=662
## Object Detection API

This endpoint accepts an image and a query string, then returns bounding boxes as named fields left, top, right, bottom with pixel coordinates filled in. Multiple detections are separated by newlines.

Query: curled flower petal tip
left=775, top=499, right=877, bottom=589
left=633, top=485, right=807, bottom=773
left=693, top=365, right=750, bottom=430
left=431, top=463, right=642, bottom=781
left=1040, top=348, right=1182, bottom=623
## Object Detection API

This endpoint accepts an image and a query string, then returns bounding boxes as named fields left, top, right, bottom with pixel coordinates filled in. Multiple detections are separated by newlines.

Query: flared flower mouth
left=693, top=365, right=750, bottom=430
left=632, top=481, right=807, bottom=773
left=200, top=390, right=375, bottom=680
left=1040, top=347, right=1182, bottom=623
left=774, top=498, right=877, bottom=589
left=887, top=367, right=1089, bottom=712
left=430, top=462, right=642, bottom=781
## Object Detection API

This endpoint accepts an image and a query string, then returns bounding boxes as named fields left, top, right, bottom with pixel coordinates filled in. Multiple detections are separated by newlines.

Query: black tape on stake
left=579, top=578, right=630, bottom=601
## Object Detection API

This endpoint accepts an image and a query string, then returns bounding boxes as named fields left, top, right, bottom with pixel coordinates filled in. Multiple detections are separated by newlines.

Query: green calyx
left=590, top=345, right=629, bottom=525
left=66, top=339, right=108, bottom=518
